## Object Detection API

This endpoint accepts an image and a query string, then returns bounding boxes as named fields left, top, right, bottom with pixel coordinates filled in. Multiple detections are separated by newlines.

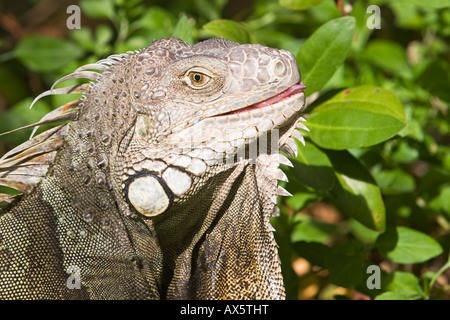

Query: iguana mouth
left=219, top=82, right=306, bottom=116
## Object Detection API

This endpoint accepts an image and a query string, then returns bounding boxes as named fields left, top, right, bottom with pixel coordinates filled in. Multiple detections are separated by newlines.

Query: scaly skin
left=0, top=37, right=306, bottom=299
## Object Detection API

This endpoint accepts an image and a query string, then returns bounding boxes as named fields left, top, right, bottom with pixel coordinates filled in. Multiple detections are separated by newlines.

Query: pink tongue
left=229, top=82, right=306, bottom=115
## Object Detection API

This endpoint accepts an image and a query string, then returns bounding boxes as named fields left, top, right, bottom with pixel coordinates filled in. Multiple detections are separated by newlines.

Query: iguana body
left=0, top=37, right=306, bottom=299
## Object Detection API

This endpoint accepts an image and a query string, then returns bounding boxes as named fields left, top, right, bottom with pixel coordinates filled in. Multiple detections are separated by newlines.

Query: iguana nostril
left=274, top=61, right=286, bottom=77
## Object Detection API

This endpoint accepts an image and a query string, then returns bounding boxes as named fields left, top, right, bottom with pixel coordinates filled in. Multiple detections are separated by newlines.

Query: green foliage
left=1, top=0, right=449, bottom=300
left=326, top=149, right=386, bottom=232
left=376, top=226, right=443, bottom=264
left=14, top=35, right=84, bottom=72
left=307, top=85, right=406, bottom=149
left=376, top=271, right=424, bottom=300
left=297, top=16, right=356, bottom=94
left=279, top=0, right=325, bottom=11
left=203, top=19, right=250, bottom=43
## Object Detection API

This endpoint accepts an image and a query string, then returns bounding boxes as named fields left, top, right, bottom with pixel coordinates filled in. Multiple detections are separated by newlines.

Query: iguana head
left=1, top=37, right=307, bottom=220
left=98, top=37, right=307, bottom=218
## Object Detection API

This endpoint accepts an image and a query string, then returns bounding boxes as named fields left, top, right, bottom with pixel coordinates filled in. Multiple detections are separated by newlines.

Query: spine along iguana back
left=0, top=37, right=307, bottom=299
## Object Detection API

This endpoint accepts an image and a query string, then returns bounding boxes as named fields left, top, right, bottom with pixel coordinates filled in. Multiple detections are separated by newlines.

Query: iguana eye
left=188, top=72, right=209, bottom=86
left=186, top=69, right=212, bottom=88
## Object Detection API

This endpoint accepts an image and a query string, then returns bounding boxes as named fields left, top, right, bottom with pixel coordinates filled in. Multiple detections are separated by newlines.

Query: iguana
left=0, top=37, right=307, bottom=299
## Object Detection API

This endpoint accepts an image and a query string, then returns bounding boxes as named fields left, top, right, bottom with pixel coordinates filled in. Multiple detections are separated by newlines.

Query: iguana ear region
left=123, top=166, right=192, bottom=218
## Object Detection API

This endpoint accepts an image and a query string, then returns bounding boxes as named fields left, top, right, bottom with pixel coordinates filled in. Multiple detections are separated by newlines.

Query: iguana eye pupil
left=188, top=72, right=209, bottom=86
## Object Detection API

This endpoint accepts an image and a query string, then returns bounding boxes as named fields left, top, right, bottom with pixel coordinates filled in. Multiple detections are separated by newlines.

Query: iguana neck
left=150, top=162, right=284, bottom=299
left=33, top=130, right=283, bottom=299
left=32, top=135, right=161, bottom=299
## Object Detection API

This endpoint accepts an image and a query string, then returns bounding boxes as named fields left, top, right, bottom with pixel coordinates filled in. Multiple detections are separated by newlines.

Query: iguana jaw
left=206, top=80, right=307, bottom=159
left=217, top=82, right=306, bottom=117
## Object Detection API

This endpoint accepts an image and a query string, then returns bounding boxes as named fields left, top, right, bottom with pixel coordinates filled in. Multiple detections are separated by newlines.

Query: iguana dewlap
left=0, top=37, right=307, bottom=299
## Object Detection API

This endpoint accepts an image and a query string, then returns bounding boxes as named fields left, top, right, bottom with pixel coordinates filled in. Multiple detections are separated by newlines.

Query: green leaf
left=70, top=28, right=95, bottom=52
left=391, top=140, right=420, bottom=163
left=297, top=16, right=355, bottom=94
left=290, top=140, right=335, bottom=190
left=291, top=215, right=335, bottom=243
left=307, top=86, right=406, bottom=150
left=194, top=0, right=226, bottom=21
left=203, top=19, right=250, bottom=43
left=415, top=61, right=450, bottom=102
left=374, top=291, right=410, bottom=300
left=292, top=241, right=332, bottom=268
left=279, top=0, right=324, bottom=10
left=172, top=14, right=194, bottom=45
left=14, top=35, right=84, bottom=72
left=94, top=25, right=113, bottom=56
left=362, top=40, right=411, bottom=77
left=409, top=0, right=450, bottom=8
left=96, top=25, right=113, bottom=46
left=373, top=168, right=416, bottom=195
left=327, top=150, right=386, bottom=232
left=136, top=7, right=175, bottom=39
left=251, top=29, right=304, bottom=56
left=324, top=240, right=368, bottom=288
left=348, top=219, right=381, bottom=244
left=325, top=253, right=366, bottom=288
left=0, top=65, right=28, bottom=105
left=285, top=191, right=319, bottom=211
left=376, top=271, right=423, bottom=300
left=376, top=227, right=443, bottom=264
left=80, top=0, right=115, bottom=19
left=429, top=185, right=450, bottom=217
